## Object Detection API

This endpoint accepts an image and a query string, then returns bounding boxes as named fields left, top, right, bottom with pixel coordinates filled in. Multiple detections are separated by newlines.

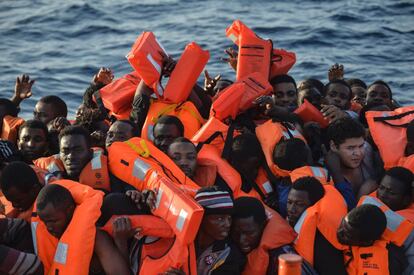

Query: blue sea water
left=0, top=0, right=413, bottom=118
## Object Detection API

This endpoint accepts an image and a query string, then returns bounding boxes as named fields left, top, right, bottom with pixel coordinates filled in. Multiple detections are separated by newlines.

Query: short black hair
left=230, top=133, right=264, bottom=163
left=325, top=79, right=353, bottom=100
left=385, top=167, right=413, bottom=197
left=298, top=78, right=325, bottom=96
left=39, top=96, right=68, bottom=118
left=291, top=176, right=325, bottom=205
left=0, top=98, right=19, bottom=117
left=169, top=137, right=196, bottom=150
left=36, top=184, right=75, bottom=211
left=270, top=74, right=297, bottom=90
left=346, top=78, right=367, bottom=89
left=273, top=138, right=310, bottom=171
left=0, top=161, right=40, bottom=192
left=115, top=119, right=140, bottom=137
left=233, top=197, right=267, bottom=226
left=368, top=80, right=392, bottom=99
left=154, top=115, right=184, bottom=136
left=18, top=120, right=49, bottom=141
left=347, top=204, right=386, bottom=242
left=327, top=117, right=365, bottom=146
left=58, top=125, right=91, bottom=148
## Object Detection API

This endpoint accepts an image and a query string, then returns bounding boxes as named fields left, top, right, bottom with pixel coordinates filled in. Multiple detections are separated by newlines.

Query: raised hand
left=159, top=51, right=176, bottom=77
left=221, top=47, right=238, bottom=71
left=112, top=216, right=140, bottom=241
left=47, top=117, right=71, bottom=133
left=203, top=70, right=221, bottom=96
left=14, top=74, right=35, bottom=102
left=92, top=67, right=114, bottom=86
left=328, top=63, right=344, bottom=82
left=321, top=104, right=347, bottom=123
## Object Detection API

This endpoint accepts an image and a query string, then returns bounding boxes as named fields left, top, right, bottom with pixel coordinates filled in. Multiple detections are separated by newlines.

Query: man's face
left=286, top=189, right=312, bottom=227
left=351, top=86, right=367, bottom=106
left=18, top=127, right=48, bottom=162
left=231, top=156, right=261, bottom=181
left=272, top=82, right=298, bottom=110
left=3, top=186, right=39, bottom=212
left=337, top=216, right=368, bottom=246
left=38, top=203, right=73, bottom=239
left=331, top=137, right=365, bottom=169
left=366, top=84, right=391, bottom=106
left=153, top=123, right=182, bottom=153
left=105, top=121, right=134, bottom=148
left=201, top=214, right=232, bottom=241
left=167, top=142, right=197, bottom=178
left=59, top=135, right=92, bottom=179
left=231, top=216, right=263, bottom=254
left=34, top=102, right=56, bottom=125
left=298, top=88, right=322, bottom=109
left=325, top=83, right=351, bottom=110
left=377, top=175, right=410, bottom=211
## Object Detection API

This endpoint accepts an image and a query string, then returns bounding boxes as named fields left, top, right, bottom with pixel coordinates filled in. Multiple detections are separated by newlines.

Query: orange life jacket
left=397, top=154, right=414, bottom=174
left=93, top=71, right=141, bottom=117
left=108, top=137, right=200, bottom=196
left=1, top=115, right=25, bottom=144
left=350, top=101, right=362, bottom=113
left=34, top=148, right=111, bottom=192
left=191, top=117, right=232, bottom=153
left=242, top=209, right=297, bottom=275
left=369, top=191, right=414, bottom=224
left=162, top=42, right=210, bottom=104
left=343, top=196, right=414, bottom=275
left=141, top=100, right=204, bottom=142
left=255, top=119, right=306, bottom=177
left=366, top=106, right=414, bottom=169
left=127, top=32, right=166, bottom=97
left=225, top=20, right=296, bottom=80
left=294, top=185, right=348, bottom=265
left=210, top=72, right=272, bottom=121
left=294, top=99, right=329, bottom=128
left=289, top=166, right=331, bottom=185
left=31, top=179, right=104, bottom=275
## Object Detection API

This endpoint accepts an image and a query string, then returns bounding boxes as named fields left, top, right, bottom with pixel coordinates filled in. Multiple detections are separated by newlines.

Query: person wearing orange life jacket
left=0, top=162, right=54, bottom=222
left=0, top=98, right=22, bottom=144
left=17, top=120, right=49, bottom=163
left=33, top=95, right=68, bottom=126
left=105, top=119, right=139, bottom=149
left=33, top=182, right=131, bottom=275
left=287, top=177, right=348, bottom=275
left=230, top=197, right=316, bottom=275
left=337, top=204, right=409, bottom=275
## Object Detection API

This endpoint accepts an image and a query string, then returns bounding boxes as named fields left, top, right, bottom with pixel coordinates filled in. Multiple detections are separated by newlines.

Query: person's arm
left=83, top=67, right=114, bottom=108
left=0, top=244, right=43, bottom=275
left=129, top=81, right=152, bottom=135
left=11, top=74, right=35, bottom=109
left=313, top=230, right=347, bottom=275
left=94, top=229, right=132, bottom=275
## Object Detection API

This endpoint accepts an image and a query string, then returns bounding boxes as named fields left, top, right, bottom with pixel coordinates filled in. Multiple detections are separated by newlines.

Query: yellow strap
left=151, top=103, right=178, bottom=123
left=125, top=140, right=151, bottom=158
left=179, top=103, right=204, bottom=125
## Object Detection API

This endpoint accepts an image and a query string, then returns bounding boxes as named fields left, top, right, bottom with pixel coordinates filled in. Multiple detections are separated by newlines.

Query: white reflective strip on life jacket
left=132, top=158, right=151, bottom=180
left=262, top=181, right=273, bottom=194
left=91, top=151, right=102, bottom=170
left=289, top=129, right=300, bottom=137
left=294, top=209, right=308, bottom=235
left=228, top=33, right=238, bottom=43
left=47, top=162, right=61, bottom=174
left=147, top=53, right=162, bottom=75
left=282, top=131, right=290, bottom=139
left=147, top=125, right=155, bottom=141
left=361, top=196, right=383, bottom=208
left=311, top=167, right=324, bottom=179
left=155, top=187, right=164, bottom=209
left=384, top=210, right=405, bottom=232
left=31, top=222, right=38, bottom=255
left=155, top=37, right=168, bottom=57
left=54, top=242, right=68, bottom=264
left=176, top=209, right=188, bottom=232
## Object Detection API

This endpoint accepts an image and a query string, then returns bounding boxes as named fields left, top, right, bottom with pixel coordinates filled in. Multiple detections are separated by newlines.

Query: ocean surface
left=0, top=0, right=413, bottom=118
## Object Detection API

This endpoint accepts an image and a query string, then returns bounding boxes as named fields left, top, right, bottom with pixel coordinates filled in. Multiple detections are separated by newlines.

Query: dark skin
left=18, top=127, right=48, bottom=162
left=38, top=203, right=131, bottom=274
left=168, top=142, right=197, bottom=178
left=324, top=83, right=351, bottom=110
left=231, top=216, right=265, bottom=254
left=366, top=84, right=392, bottom=107
left=198, top=214, right=232, bottom=251
left=272, top=82, right=298, bottom=111
left=377, top=175, right=411, bottom=211
left=105, top=121, right=134, bottom=148
left=34, top=101, right=61, bottom=125
left=337, top=215, right=373, bottom=247
left=286, top=189, right=312, bottom=227
left=351, top=86, right=367, bottom=106
left=3, top=185, right=41, bottom=212
left=153, top=123, right=182, bottom=153
left=59, top=135, right=93, bottom=180
left=12, top=74, right=35, bottom=107
left=298, top=87, right=322, bottom=109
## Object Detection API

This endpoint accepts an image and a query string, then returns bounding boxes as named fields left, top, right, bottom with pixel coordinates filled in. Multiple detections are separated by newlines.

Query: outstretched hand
left=203, top=70, right=221, bottom=96
left=221, top=47, right=238, bottom=71
left=14, top=74, right=35, bottom=101
left=321, top=104, right=347, bottom=123
left=93, top=67, right=114, bottom=86
left=160, top=51, right=176, bottom=77
left=328, top=63, right=344, bottom=82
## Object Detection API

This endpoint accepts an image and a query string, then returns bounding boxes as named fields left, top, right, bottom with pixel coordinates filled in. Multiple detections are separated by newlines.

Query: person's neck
left=197, top=231, right=216, bottom=252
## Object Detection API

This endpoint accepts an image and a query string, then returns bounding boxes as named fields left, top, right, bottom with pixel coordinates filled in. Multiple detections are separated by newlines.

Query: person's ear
left=330, top=140, right=339, bottom=152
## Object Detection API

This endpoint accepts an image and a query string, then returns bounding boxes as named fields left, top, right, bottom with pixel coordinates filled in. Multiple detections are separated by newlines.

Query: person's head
left=231, top=197, right=267, bottom=254
left=366, top=80, right=392, bottom=107
left=167, top=137, right=197, bottom=178
left=105, top=120, right=138, bottom=148
left=346, top=78, right=367, bottom=106
left=377, top=167, right=413, bottom=211
left=59, top=125, right=92, bottom=180
left=270, top=75, right=298, bottom=110
left=195, top=187, right=234, bottom=242
left=230, top=133, right=264, bottom=180
left=337, top=204, right=386, bottom=246
left=273, top=138, right=312, bottom=171
left=327, top=117, right=365, bottom=169
left=405, top=120, right=414, bottom=156
left=358, top=102, right=391, bottom=128
left=324, top=80, right=352, bottom=110
left=17, top=120, right=48, bottom=162
left=287, top=177, right=325, bottom=227
left=0, top=98, right=19, bottom=129
left=34, top=96, right=67, bottom=125
left=297, top=87, right=323, bottom=109
left=153, top=115, right=184, bottom=153
left=0, top=161, right=42, bottom=211
left=297, top=78, right=325, bottom=97
left=36, top=184, right=75, bottom=239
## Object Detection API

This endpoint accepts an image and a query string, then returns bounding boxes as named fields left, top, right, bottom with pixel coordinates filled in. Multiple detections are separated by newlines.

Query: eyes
left=275, top=90, right=297, bottom=98
left=327, top=90, right=349, bottom=100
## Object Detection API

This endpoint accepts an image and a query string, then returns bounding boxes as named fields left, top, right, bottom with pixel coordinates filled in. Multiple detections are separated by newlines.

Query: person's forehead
left=381, top=175, right=404, bottom=190
left=328, top=83, right=349, bottom=93
left=288, top=188, right=310, bottom=200
left=368, top=84, right=389, bottom=93
left=340, top=137, right=365, bottom=146
left=19, top=127, right=45, bottom=137
left=169, top=142, right=195, bottom=152
left=60, top=135, right=87, bottom=147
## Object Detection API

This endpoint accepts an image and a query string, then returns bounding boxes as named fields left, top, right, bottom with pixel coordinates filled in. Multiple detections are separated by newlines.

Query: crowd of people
left=1, top=21, right=414, bottom=275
